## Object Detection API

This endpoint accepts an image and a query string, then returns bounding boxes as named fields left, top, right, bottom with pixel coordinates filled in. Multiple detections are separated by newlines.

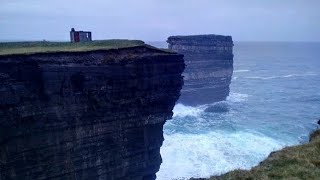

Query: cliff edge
left=0, top=45, right=185, bottom=180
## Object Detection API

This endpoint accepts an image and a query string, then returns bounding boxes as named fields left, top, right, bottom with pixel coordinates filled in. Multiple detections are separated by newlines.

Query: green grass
left=0, top=40, right=146, bottom=56
left=191, top=129, right=320, bottom=180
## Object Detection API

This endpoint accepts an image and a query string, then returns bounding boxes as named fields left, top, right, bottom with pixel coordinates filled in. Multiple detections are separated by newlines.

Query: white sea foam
left=157, top=130, right=286, bottom=180
left=244, top=73, right=318, bottom=80
left=158, top=92, right=309, bottom=179
left=232, top=76, right=238, bottom=80
left=227, top=93, right=249, bottom=102
left=172, top=104, right=207, bottom=118
left=234, top=69, right=250, bottom=73
left=172, top=93, right=248, bottom=119
left=245, top=76, right=276, bottom=80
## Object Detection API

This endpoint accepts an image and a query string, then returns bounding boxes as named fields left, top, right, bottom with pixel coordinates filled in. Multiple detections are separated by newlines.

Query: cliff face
left=0, top=46, right=184, bottom=180
left=167, top=35, right=233, bottom=105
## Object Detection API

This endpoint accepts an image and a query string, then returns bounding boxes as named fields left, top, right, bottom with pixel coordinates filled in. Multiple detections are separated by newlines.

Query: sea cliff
left=0, top=45, right=184, bottom=180
left=167, top=35, right=233, bottom=105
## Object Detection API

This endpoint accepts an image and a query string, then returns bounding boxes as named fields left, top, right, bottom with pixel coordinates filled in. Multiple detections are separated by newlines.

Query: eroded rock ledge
left=0, top=46, right=185, bottom=180
left=167, top=35, right=233, bottom=105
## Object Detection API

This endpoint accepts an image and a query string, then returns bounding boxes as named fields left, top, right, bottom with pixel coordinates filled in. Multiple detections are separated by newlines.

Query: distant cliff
left=167, top=35, right=233, bottom=105
left=0, top=46, right=184, bottom=180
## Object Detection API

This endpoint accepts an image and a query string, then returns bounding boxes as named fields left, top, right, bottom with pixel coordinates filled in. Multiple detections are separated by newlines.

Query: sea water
left=150, top=42, right=320, bottom=180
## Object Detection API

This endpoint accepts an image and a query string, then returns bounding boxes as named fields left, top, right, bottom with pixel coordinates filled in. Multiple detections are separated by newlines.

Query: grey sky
left=1, top=0, right=319, bottom=42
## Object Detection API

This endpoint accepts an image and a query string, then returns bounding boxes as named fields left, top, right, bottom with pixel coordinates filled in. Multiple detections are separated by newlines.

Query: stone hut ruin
left=70, top=28, right=92, bottom=42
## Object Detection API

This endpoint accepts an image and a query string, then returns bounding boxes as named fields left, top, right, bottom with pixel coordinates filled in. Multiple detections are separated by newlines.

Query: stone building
left=70, top=28, right=92, bottom=42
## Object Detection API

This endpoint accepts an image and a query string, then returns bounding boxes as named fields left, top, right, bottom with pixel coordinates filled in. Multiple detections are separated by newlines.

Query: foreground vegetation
left=192, top=129, right=320, bottom=180
left=0, top=40, right=145, bottom=55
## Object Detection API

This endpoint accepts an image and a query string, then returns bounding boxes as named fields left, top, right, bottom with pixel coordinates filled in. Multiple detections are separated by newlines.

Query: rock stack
left=167, top=35, right=234, bottom=105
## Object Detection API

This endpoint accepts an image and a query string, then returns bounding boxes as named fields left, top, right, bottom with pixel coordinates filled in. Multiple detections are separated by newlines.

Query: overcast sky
left=1, top=0, right=319, bottom=42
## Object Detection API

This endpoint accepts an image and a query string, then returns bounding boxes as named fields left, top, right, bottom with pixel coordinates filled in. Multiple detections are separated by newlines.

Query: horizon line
left=1, top=39, right=320, bottom=43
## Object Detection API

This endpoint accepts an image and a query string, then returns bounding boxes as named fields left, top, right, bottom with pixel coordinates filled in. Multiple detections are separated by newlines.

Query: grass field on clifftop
left=192, top=129, right=320, bottom=180
left=0, top=40, right=145, bottom=55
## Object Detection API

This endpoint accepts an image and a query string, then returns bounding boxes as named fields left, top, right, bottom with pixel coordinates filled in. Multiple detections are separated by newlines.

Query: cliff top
left=167, top=34, right=233, bottom=46
left=0, top=39, right=147, bottom=56
left=168, top=34, right=232, bottom=39
left=168, top=34, right=232, bottom=41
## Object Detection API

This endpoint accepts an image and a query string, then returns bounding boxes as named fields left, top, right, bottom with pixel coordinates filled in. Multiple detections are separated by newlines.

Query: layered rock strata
left=0, top=46, right=184, bottom=180
left=167, top=35, right=233, bottom=105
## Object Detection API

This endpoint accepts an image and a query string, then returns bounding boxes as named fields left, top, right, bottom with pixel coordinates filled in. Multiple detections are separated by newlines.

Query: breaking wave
left=172, top=93, right=248, bottom=118
left=157, top=128, right=287, bottom=180
left=227, top=93, right=249, bottom=102
left=157, top=93, right=271, bottom=179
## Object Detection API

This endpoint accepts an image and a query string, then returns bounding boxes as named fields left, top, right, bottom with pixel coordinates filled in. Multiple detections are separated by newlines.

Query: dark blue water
left=150, top=42, right=320, bottom=179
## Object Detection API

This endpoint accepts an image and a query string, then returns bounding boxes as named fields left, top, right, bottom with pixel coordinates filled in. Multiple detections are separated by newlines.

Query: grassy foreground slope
left=193, top=129, right=320, bottom=180
left=0, top=40, right=145, bottom=55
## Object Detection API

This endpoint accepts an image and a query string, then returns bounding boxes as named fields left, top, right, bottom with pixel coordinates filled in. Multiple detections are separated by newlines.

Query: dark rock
left=167, top=35, right=234, bottom=106
left=0, top=46, right=185, bottom=180
left=317, top=119, right=320, bottom=125
left=204, top=102, right=229, bottom=113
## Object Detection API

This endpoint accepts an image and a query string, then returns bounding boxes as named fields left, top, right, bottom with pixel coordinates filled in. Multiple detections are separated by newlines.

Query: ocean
left=149, top=42, right=320, bottom=179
